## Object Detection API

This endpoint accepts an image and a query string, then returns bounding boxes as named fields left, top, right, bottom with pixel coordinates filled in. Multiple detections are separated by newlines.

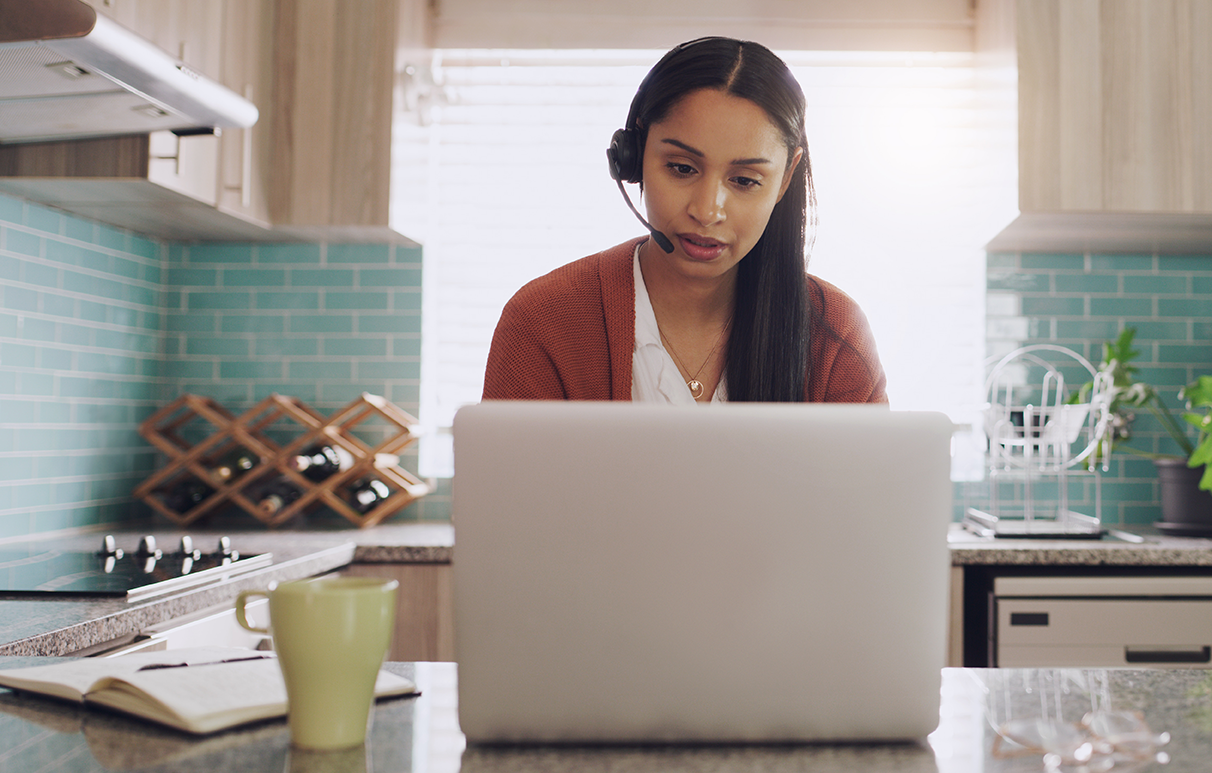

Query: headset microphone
left=614, top=180, right=674, bottom=253
left=607, top=129, right=674, bottom=253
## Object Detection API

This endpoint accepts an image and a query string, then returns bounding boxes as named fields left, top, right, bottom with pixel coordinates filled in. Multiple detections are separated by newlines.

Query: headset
left=606, top=37, right=735, bottom=254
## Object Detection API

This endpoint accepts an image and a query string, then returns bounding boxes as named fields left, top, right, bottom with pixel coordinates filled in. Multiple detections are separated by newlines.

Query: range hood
left=0, top=0, right=258, bottom=143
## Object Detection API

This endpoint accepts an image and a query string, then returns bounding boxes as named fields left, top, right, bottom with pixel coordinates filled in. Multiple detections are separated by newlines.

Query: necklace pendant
left=687, top=379, right=705, bottom=400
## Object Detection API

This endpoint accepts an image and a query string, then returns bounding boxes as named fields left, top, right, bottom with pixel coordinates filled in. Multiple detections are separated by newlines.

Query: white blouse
left=631, top=246, right=727, bottom=404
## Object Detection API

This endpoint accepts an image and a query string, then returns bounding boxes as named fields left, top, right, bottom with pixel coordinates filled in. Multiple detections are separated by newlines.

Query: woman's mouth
left=678, top=234, right=726, bottom=261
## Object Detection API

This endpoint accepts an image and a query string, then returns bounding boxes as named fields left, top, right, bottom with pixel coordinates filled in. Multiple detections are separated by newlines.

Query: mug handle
left=235, top=590, right=270, bottom=634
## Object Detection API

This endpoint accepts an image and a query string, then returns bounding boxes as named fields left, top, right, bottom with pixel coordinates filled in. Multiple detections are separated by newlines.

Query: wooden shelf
left=135, top=393, right=429, bottom=528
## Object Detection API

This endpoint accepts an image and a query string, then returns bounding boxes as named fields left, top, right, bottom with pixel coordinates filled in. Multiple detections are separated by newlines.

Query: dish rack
left=134, top=392, right=429, bottom=528
left=964, top=345, right=1114, bottom=538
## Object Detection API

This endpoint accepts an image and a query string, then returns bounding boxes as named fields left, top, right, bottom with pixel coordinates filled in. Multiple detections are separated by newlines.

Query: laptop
left=451, top=401, right=954, bottom=744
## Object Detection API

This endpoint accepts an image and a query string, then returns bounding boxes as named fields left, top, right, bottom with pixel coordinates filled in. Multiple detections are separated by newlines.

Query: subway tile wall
left=0, top=195, right=165, bottom=538
left=0, top=191, right=446, bottom=541
left=982, top=250, right=1212, bottom=526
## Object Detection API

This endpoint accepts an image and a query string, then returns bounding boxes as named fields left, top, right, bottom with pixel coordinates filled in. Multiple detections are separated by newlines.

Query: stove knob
left=98, top=534, right=124, bottom=558
left=136, top=535, right=162, bottom=560
left=217, top=536, right=233, bottom=555
left=178, top=536, right=201, bottom=560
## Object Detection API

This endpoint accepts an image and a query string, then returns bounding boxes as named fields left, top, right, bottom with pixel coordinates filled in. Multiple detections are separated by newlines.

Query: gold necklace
left=658, top=319, right=731, bottom=400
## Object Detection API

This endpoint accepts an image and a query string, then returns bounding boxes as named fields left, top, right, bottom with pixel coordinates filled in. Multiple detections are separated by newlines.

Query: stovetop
left=0, top=535, right=272, bottom=601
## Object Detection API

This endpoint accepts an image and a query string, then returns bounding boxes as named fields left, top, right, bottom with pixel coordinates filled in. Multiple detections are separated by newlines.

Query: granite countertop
left=949, top=523, right=1212, bottom=567
left=0, top=521, right=454, bottom=657
left=0, top=660, right=1204, bottom=772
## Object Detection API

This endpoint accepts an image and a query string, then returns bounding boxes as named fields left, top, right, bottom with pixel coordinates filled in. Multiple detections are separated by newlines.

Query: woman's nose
left=687, top=180, right=726, bottom=226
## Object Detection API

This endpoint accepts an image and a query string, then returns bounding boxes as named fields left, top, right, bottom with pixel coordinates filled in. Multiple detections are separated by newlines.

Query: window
left=392, top=49, right=1016, bottom=477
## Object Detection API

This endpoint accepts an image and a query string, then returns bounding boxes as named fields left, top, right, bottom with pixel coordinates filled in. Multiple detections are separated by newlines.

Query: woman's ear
left=776, top=147, right=805, bottom=203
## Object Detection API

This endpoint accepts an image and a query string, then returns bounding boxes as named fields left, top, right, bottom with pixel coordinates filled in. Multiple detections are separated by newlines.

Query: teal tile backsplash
left=985, top=251, right=1212, bottom=526
left=0, top=192, right=443, bottom=540
left=0, top=197, right=164, bottom=538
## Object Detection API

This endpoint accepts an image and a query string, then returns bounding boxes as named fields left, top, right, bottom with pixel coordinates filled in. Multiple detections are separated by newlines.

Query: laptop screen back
left=452, top=401, right=954, bottom=743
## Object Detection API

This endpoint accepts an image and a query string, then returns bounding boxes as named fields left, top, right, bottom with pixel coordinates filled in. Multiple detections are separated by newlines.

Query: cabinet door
left=343, top=563, right=455, bottom=663
left=1018, top=0, right=1212, bottom=214
left=147, top=130, right=219, bottom=205
left=216, top=0, right=272, bottom=225
left=270, top=0, right=398, bottom=227
left=85, top=0, right=223, bottom=79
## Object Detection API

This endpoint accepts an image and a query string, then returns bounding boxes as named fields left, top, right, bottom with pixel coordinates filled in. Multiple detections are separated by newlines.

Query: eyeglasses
left=993, top=708, right=1170, bottom=770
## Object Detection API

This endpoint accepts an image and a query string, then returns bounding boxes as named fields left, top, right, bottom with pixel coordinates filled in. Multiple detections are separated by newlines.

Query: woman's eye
left=665, top=162, right=696, bottom=177
left=732, top=176, right=761, bottom=189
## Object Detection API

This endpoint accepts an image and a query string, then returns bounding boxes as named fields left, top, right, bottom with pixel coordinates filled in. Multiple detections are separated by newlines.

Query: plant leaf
left=1190, top=436, right=1212, bottom=468
left=1185, top=412, right=1212, bottom=432
left=1106, top=328, right=1140, bottom=369
left=1181, top=375, right=1212, bottom=409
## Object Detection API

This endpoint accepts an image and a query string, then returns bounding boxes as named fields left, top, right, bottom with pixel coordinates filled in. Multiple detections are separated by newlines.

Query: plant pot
left=1154, top=457, right=1212, bottom=536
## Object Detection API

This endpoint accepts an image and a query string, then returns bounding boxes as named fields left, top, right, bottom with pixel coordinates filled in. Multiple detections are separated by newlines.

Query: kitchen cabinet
left=988, top=0, right=1212, bottom=252
left=0, top=0, right=273, bottom=239
left=960, top=564, right=1212, bottom=668
left=0, top=0, right=427, bottom=242
left=86, top=0, right=270, bottom=225
left=949, top=527, right=1212, bottom=667
left=59, top=0, right=231, bottom=212
left=268, top=0, right=395, bottom=230
left=267, top=0, right=431, bottom=238
left=215, top=0, right=273, bottom=226
left=344, top=562, right=455, bottom=663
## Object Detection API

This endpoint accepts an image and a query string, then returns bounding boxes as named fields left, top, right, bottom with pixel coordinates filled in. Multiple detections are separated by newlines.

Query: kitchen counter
left=0, top=660, right=1202, bottom=772
left=0, top=522, right=454, bottom=657
left=949, top=523, right=1212, bottom=566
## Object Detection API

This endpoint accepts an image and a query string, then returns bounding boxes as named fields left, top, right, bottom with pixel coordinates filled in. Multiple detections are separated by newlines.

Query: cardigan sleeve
left=807, top=277, right=889, bottom=404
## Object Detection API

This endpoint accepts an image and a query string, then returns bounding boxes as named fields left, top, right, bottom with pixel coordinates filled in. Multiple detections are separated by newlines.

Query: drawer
left=996, top=598, right=1212, bottom=668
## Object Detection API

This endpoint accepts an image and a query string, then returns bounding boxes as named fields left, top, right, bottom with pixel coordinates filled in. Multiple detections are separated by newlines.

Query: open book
left=0, top=646, right=417, bottom=735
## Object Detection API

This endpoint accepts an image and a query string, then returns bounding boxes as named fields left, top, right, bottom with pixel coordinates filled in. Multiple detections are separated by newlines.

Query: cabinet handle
left=241, top=84, right=253, bottom=208
left=1124, top=646, right=1211, bottom=664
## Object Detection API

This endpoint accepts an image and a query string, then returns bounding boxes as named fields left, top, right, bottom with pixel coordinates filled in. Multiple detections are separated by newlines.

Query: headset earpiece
left=606, top=128, right=642, bottom=184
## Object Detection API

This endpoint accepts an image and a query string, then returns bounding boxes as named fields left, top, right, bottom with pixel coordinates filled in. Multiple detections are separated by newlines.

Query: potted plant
left=1074, top=328, right=1212, bottom=533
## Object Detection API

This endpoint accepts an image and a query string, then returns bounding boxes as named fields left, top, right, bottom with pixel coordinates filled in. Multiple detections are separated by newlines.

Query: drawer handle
left=1124, top=646, right=1211, bottom=664
left=1009, top=612, right=1049, bottom=626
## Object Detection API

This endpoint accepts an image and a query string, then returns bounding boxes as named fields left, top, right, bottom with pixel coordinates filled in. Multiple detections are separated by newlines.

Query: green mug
left=236, top=576, right=398, bottom=750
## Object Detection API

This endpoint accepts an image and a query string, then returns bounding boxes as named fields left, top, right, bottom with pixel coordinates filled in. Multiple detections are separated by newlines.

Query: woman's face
left=641, top=88, right=802, bottom=282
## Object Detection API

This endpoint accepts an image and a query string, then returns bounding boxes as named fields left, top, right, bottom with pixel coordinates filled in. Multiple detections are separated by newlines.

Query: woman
left=483, top=37, right=887, bottom=404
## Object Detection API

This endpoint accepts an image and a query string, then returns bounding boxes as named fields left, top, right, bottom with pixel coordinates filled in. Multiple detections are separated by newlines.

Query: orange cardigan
left=483, top=238, right=888, bottom=403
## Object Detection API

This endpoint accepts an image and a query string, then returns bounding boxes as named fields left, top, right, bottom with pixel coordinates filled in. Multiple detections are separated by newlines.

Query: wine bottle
left=163, top=479, right=213, bottom=514
left=212, top=449, right=257, bottom=482
left=348, top=478, right=391, bottom=514
left=256, top=477, right=302, bottom=516
left=289, top=444, right=354, bottom=482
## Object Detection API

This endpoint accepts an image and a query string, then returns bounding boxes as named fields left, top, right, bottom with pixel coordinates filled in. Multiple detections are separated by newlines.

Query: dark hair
left=626, top=37, right=815, bottom=402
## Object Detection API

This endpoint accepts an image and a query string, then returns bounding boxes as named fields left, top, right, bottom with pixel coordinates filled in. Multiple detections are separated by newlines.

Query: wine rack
left=134, top=393, right=429, bottom=528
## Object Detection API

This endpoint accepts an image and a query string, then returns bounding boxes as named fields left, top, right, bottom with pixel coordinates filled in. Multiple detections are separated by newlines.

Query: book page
left=88, top=658, right=289, bottom=734
left=89, top=659, right=418, bottom=735
left=0, top=647, right=268, bottom=703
